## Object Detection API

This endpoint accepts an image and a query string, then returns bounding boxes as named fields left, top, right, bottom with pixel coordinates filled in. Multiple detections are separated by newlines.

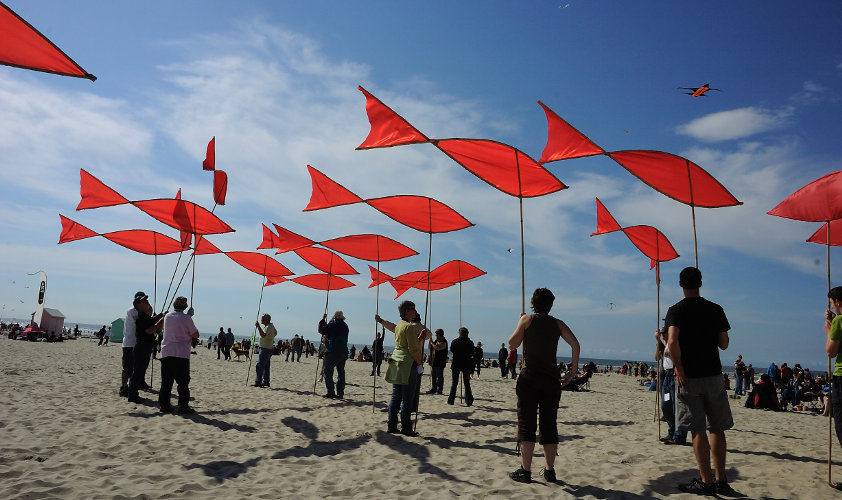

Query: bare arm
left=654, top=330, right=663, bottom=361
left=826, top=310, right=841, bottom=358
left=667, top=326, right=685, bottom=387
left=508, top=314, right=531, bottom=351
left=718, top=331, right=729, bottom=350
left=374, top=315, right=396, bottom=333
left=559, top=319, right=580, bottom=387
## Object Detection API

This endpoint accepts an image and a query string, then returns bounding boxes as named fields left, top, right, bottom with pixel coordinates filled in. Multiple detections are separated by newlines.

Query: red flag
left=294, top=247, right=358, bottom=275
left=435, top=139, right=567, bottom=198
left=272, top=224, right=315, bottom=253
left=321, top=234, right=417, bottom=262
left=808, top=220, right=842, bottom=246
left=203, top=137, right=215, bottom=171
left=76, top=169, right=129, bottom=210
left=608, top=151, right=741, bottom=208
left=213, top=170, right=227, bottom=205
left=538, top=101, right=604, bottom=163
left=77, top=170, right=234, bottom=235
left=225, top=251, right=293, bottom=277
left=257, top=224, right=282, bottom=250
left=0, top=1, right=96, bottom=81
left=356, top=86, right=429, bottom=149
left=368, top=265, right=393, bottom=288
left=304, top=165, right=364, bottom=211
left=303, top=166, right=472, bottom=234
left=590, top=198, right=678, bottom=263
left=292, top=274, right=355, bottom=291
left=58, top=215, right=189, bottom=255
left=768, top=171, right=842, bottom=222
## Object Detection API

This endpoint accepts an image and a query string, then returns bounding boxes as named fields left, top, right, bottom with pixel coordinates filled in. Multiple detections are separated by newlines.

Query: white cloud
left=675, top=107, right=791, bottom=142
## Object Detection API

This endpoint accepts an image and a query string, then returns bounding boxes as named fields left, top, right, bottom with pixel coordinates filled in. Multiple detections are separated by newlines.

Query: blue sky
left=1, top=1, right=841, bottom=369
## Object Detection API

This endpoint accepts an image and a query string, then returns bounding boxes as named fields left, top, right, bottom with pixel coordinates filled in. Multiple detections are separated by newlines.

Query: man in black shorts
left=665, top=267, right=738, bottom=496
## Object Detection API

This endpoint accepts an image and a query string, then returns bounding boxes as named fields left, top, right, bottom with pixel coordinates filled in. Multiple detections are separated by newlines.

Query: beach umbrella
left=590, top=198, right=679, bottom=441
left=768, top=170, right=842, bottom=487
left=0, top=1, right=96, bottom=81
left=538, top=101, right=741, bottom=268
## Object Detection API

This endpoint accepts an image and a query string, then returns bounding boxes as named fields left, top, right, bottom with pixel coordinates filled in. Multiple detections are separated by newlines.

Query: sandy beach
left=0, top=337, right=839, bottom=499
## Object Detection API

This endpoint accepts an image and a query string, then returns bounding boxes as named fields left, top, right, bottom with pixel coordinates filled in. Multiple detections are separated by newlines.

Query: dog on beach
left=232, top=347, right=250, bottom=360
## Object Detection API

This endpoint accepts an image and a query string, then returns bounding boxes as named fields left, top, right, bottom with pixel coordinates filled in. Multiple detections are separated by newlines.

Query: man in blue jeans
left=655, top=328, right=687, bottom=445
left=319, top=311, right=349, bottom=399
left=253, top=313, right=276, bottom=388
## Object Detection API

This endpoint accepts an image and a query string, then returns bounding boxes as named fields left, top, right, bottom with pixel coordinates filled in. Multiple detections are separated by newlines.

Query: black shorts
left=516, top=368, right=562, bottom=444
left=122, top=346, right=134, bottom=374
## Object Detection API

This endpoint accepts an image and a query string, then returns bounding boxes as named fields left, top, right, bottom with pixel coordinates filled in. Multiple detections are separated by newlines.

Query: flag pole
left=372, top=257, right=381, bottom=413
left=313, top=278, right=331, bottom=395
left=245, top=275, right=266, bottom=386
left=414, top=225, right=433, bottom=432
left=828, top=223, right=833, bottom=487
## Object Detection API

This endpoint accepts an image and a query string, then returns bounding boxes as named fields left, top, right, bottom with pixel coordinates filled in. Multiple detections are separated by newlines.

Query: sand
left=0, top=336, right=839, bottom=499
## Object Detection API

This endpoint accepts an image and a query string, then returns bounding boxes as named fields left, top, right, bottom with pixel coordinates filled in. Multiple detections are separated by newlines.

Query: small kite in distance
left=677, top=83, right=721, bottom=97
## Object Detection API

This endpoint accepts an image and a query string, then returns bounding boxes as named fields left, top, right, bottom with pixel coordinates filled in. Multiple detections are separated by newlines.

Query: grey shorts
left=676, top=373, right=734, bottom=433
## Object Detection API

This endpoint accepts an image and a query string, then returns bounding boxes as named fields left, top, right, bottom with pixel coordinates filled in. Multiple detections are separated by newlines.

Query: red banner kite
left=304, top=165, right=472, bottom=233
left=590, top=198, right=679, bottom=263
left=76, top=169, right=234, bottom=235
left=294, top=247, right=358, bottom=275
left=291, top=274, right=355, bottom=291
left=203, top=137, right=215, bottom=171
left=768, top=171, right=842, bottom=223
left=356, top=86, right=429, bottom=149
left=58, top=215, right=189, bottom=255
left=0, top=1, right=96, bottom=81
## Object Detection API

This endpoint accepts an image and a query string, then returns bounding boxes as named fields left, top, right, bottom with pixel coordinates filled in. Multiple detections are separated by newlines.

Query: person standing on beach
left=733, top=355, right=746, bottom=396
left=97, top=325, right=107, bottom=346
left=127, top=293, right=164, bottom=404
left=473, top=341, right=484, bottom=379
left=253, top=314, right=277, bottom=388
left=319, top=311, right=349, bottom=399
left=225, top=328, right=234, bottom=361
left=823, top=286, right=842, bottom=488
left=426, top=329, right=447, bottom=394
left=498, top=343, right=508, bottom=378
left=507, top=347, right=518, bottom=379
left=508, top=288, right=579, bottom=484
left=376, top=300, right=430, bottom=436
left=665, top=267, right=737, bottom=496
left=119, top=292, right=141, bottom=397
left=655, top=328, right=687, bottom=446
left=448, top=327, right=475, bottom=406
left=216, top=327, right=225, bottom=360
left=744, top=364, right=754, bottom=393
left=158, top=296, right=200, bottom=414
left=371, top=331, right=384, bottom=376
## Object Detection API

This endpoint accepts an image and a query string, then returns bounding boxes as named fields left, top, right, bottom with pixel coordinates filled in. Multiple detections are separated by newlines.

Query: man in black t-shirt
left=665, top=267, right=737, bottom=497
left=448, top=327, right=474, bottom=406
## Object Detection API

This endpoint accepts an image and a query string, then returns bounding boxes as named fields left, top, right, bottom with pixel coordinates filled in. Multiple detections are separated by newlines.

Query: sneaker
left=509, top=467, right=532, bottom=484
left=714, top=480, right=741, bottom=497
left=543, top=468, right=557, bottom=483
left=661, top=437, right=676, bottom=445
left=159, top=403, right=173, bottom=413
left=386, top=426, right=399, bottom=434
left=323, top=394, right=337, bottom=399
left=678, top=478, right=715, bottom=496
left=118, top=385, right=128, bottom=397
left=400, top=429, right=419, bottom=437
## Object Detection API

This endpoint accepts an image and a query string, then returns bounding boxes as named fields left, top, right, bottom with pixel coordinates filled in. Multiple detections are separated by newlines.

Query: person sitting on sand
left=747, top=373, right=781, bottom=410
left=508, top=288, right=580, bottom=485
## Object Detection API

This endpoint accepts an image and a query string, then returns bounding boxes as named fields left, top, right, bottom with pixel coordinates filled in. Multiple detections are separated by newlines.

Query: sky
left=1, top=1, right=841, bottom=370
